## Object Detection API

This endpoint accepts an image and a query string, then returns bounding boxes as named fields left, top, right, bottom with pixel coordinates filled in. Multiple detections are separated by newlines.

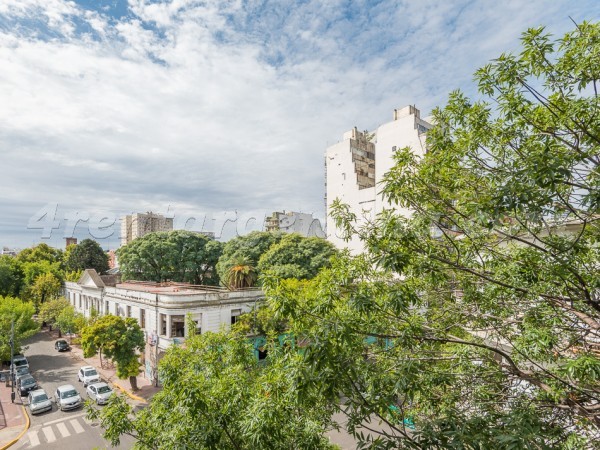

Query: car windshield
left=14, top=360, right=27, bottom=367
left=33, top=394, right=48, bottom=402
left=97, top=386, right=111, bottom=394
left=57, top=341, right=67, bottom=345
left=16, top=368, right=28, bottom=375
left=61, top=390, right=78, bottom=399
left=22, top=378, right=35, bottom=386
left=84, top=370, right=97, bottom=377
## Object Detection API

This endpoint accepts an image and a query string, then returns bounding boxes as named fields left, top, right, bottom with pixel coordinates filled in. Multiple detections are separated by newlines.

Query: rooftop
left=115, top=280, right=252, bottom=295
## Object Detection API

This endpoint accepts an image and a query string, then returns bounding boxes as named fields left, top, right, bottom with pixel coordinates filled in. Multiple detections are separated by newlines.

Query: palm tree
left=226, top=258, right=257, bottom=290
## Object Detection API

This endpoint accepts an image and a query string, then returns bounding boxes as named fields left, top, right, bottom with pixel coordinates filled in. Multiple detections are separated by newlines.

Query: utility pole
left=9, top=318, right=15, bottom=403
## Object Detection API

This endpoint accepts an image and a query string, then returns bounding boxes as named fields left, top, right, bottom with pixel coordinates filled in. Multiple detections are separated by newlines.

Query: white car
left=78, top=366, right=101, bottom=387
left=28, top=389, right=52, bottom=415
left=55, top=385, right=82, bottom=411
left=86, top=382, right=114, bottom=405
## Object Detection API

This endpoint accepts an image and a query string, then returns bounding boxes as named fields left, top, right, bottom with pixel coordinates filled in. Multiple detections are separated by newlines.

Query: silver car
left=28, top=389, right=52, bottom=415
left=86, top=382, right=114, bottom=405
left=55, top=384, right=82, bottom=411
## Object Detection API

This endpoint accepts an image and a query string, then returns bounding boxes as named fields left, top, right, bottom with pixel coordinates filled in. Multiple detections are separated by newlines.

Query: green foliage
left=0, top=296, right=39, bottom=360
left=55, top=306, right=82, bottom=336
left=64, top=270, right=83, bottom=282
left=30, top=272, right=62, bottom=307
left=21, top=260, right=63, bottom=287
left=257, top=233, right=337, bottom=280
left=81, top=315, right=144, bottom=379
left=0, top=255, right=23, bottom=297
left=216, top=231, right=285, bottom=286
left=93, top=331, right=338, bottom=449
left=64, top=239, right=109, bottom=273
left=38, top=297, right=72, bottom=327
left=117, top=230, right=223, bottom=285
left=17, top=243, right=63, bottom=266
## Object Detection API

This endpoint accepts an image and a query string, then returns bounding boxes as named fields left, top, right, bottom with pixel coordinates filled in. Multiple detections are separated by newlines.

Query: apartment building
left=264, top=211, right=325, bottom=238
left=120, top=212, right=173, bottom=246
left=65, top=269, right=264, bottom=385
left=325, top=105, right=432, bottom=253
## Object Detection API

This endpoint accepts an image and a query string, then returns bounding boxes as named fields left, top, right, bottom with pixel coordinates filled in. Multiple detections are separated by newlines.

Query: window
left=127, top=305, right=131, bottom=318
left=140, top=309, right=146, bottom=329
left=78, top=295, right=82, bottom=309
left=171, top=316, right=185, bottom=338
left=160, top=314, right=167, bottom=336
left=231, top=309, right=241, bottom=326
left=85, top=298, right=88, bottom=310
left=105, top=301, right=109, bottom=315
left=115, top=303, right=120, bottom=316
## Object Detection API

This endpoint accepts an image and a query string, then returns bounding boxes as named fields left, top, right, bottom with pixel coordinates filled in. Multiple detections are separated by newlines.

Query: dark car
left=17, top=374, right=37, bottom=396
left=55, top=340, right=70, bottom=352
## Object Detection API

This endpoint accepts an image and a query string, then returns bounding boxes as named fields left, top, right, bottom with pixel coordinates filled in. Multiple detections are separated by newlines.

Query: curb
left=0, top=404, right=30, bottom=450
left=110, top=382, right=147, bottom=404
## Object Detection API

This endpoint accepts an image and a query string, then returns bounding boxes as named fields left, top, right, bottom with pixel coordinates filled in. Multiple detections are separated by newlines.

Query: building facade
left=64, top=270, right=264, bottom=385
left=264, top=211, right=325, bottom=238
left=120, top=212, right=174, bottom=246
left=325, top=105, right=432, bottom=253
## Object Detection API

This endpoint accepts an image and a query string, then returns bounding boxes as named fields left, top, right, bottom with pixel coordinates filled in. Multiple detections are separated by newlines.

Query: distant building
left=64, top=270, right=264, bottom=385
left=325, top=105, right=432, bottom=253
left=120, top=212, right=173, bottom=246
left=264, top=211, right=325, bottom=238
left=65, top=237, right=77, bottom=248
left=0, top=247, right=17, bottom=256
left=107, top=249, right=117, bottom=269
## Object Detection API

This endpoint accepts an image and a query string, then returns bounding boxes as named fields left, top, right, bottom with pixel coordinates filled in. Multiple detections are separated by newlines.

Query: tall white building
left=325, top=105, right=432, bottom=253
left=121, top=212, right=174, bottom=246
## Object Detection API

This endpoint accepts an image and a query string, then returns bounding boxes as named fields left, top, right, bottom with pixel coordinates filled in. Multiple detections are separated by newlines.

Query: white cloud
left=0, top=0, right=598, bottom=247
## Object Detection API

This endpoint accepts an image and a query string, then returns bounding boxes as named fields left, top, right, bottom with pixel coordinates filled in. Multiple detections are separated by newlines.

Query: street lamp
left=9, top=318, right=15, bottom=403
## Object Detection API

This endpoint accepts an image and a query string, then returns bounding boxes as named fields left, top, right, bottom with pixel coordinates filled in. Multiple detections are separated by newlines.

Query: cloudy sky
left=0, top=0, right=598, bottom=250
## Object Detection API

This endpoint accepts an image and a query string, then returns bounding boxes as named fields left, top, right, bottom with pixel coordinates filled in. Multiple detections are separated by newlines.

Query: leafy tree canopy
left=257, top=233, right=338, bottom=280
left=0, top=255, right=23, bottom=297
left=0, top=296, right=39, bottom=360
left=30, top=272, right=62, bottom=307
left=117, top=230, right=223, bottom=285
left=89, top=331, right=338, bottom=450
left=82, top=315, right=145, bottom=389
left=17, top=243, right=63, bottom=265
left=216, top=231, right=285, bottom=286
left=65, top=239, right=109, bottom=273
left=38, top=297, right=72, bottom=336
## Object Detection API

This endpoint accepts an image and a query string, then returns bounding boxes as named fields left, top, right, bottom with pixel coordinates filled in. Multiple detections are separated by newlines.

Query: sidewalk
left=0, top=376, right=29, bottom=450
left=68, top=343, right=161, bottom=406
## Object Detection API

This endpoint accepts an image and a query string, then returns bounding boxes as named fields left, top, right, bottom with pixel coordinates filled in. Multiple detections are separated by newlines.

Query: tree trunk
left=129, top=375, right=138, bottom=391
left=99, top=348, right=103, bottom=369
left=57, top=327, right=62, bottom=338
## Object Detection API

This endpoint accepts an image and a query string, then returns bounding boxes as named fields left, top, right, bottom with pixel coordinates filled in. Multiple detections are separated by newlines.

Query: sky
left=0, top=0, right=598, bottom=250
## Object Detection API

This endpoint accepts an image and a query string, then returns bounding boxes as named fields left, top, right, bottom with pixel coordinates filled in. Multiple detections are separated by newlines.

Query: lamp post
left=9, top=318, right=15, bottom=403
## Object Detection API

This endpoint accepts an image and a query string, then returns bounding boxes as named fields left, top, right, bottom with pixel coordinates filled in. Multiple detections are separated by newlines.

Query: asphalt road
left=13, top=331, right=136, bottom=450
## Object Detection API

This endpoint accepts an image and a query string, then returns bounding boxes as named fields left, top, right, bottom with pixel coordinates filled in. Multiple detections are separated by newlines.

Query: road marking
left=40, top=412, right=86, bottom=426
left=70, top=418, right=85, bottom=434
left=56, top=421, right=70, bottom=438
left=42, top=426, right=56, bottom=443
left=28, top=430, right=40, bottom=447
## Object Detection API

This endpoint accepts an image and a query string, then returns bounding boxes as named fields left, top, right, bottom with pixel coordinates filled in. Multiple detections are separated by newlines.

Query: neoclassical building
left=64, top=270, right=264, bottom=384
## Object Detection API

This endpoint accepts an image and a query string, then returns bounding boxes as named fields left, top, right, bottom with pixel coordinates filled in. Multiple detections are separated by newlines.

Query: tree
left=89, top=331, right=338, bottom=449
left=216, top=231, right=285, bottom=287
left=117, top=231, right=224, bottom=285
left=0, top=296, right=39, bottom=361
left=30, top=272, right=61, bottom=307
left=38, top=297, right=72, bottom=337
left=81, top=315, right=144, bottom=390
left=55, top=306, right=83, bottom=342
left=224, top=256, right=257, bottom=289
left=17, top=243, right=63, bottom=266
left=257, top=233, right=337, bottom=280
left=64, top=239, right=109, bottom=273
left=0, top=255, right=23, bottom=297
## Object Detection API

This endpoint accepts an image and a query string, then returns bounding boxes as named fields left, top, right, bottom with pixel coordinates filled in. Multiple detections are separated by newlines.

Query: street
left=13, top=330, right=136, bottom=450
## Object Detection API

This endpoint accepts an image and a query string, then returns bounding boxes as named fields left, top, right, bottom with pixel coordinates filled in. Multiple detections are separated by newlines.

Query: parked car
left=55, top=339, right=70, bottom=352
left=17, top=374, right=37, bottom=396
left=10, top=355, right=29, bottom=372
left=28, top=389, right=52, bottom=415
left=55, top=385, right=82, bottom=411
left=78, top=366, right=101, bottom=387
left=14, top=367, right=31, bottom=385
left=86, top=382, right=114, bottom=405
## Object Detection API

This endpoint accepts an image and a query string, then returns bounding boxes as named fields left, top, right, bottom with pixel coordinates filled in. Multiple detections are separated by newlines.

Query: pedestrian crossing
left=25, top=416, right=87, bottom=448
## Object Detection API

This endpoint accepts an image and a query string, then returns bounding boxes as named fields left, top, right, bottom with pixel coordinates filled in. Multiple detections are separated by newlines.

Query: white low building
left=64, top=269, right=264, bottom=384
